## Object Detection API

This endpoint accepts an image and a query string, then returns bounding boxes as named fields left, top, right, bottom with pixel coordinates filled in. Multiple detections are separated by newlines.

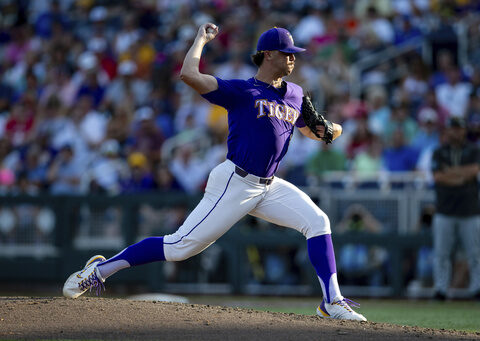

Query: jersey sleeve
left=295, top=114, right=306, bottom=128
left=201, top=77, right=244, bottom=110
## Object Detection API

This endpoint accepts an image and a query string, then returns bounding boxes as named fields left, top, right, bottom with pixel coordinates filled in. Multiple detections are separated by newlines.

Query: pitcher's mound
left=0, top=297, right=477, bottom=340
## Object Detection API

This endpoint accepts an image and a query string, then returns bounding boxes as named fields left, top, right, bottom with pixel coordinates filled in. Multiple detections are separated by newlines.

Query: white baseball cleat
left=316, top=298, right=367, bottom=321
left=63, top=255, right=106, bottom=299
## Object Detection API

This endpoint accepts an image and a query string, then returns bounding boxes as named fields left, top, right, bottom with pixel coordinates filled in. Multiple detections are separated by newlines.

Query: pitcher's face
left=270, top=50, right=296, bottom=76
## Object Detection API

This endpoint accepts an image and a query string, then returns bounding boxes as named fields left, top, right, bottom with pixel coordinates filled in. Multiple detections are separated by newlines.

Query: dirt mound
left=0, top=297, right=478, bottom=340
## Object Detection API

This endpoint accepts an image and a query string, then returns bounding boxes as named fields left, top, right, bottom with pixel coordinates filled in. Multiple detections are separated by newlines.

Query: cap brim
left=279, top=46, right=306, bottom=53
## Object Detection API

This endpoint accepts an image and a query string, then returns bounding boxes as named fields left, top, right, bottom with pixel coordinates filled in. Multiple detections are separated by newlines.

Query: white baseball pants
left=163, top=159, right=330, bottom=261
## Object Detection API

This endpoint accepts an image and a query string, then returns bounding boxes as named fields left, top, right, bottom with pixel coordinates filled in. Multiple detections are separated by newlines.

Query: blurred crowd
left=0, top=0, right=480, bottom=196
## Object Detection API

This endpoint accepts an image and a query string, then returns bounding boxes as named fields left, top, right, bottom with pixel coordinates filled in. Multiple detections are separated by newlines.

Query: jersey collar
left=250, top=77, right=289, bottom=97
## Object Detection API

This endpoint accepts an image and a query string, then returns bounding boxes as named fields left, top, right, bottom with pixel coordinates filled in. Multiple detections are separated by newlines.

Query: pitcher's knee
left=304, top=212, right=331, bottom=239
left=164, top=246, right=194, bottom=261
left=163, top=240, right=208, bottom=261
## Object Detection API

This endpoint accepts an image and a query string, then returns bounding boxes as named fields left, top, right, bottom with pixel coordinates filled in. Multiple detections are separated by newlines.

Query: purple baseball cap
left=257, top=27, right=306, bottom=53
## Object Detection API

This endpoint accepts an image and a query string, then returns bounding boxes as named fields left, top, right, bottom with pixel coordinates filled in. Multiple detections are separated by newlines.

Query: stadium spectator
left=293, top=5, right=326, bottom=45
left=113, top=14, right=140, bottom=56
left=351, top=135, right=384, bottom=179
left=104, top=60, right=151, bottom=107
left=105, top=104, right=134, bottom=147
left=174, top=92, right=212, bottom=132
left=121, top=152, right=155, bottom=193
left=88, top=36, right=117, bottom=81
left=382, top=129, right=419, bottom=172
left=214, top=52, right=256, bottom=80
left=306, top=143, right=348, bottom=180
left=128, top=106, right=164, bottom=164
left=34, top=0, right=69, bottom=39
left=154, top=163, right=183, bottom=192
left=435, top=67, right=472, bottom=118
left=393, top=15, right=423, bottom=45
left=77, top=95, right=109, bottom=150
left=72, top=51, right=110, bottom=105
left=88, top=139, right=129, bottom=195
left=39, top=67, right=75, bottom=108
left=4, top=100, right=35, bottom=148
left=399, top=53, right=430, bottom=109
left=366, top=85, right=391, bottom=136
left=169, top=143, right=209, bottom=194
left=346, top=115, right=374, bottom=159
left=383, top=104, right=418, bottom=144
left=47, top=144, right=84, bottom=195
left=417, top=89, right=449, bottom=127
left=411, top=108, right=440, bottom=153
left=429, top=49, right=457, bottom=88
left=19, top=143, right=50, bottom=192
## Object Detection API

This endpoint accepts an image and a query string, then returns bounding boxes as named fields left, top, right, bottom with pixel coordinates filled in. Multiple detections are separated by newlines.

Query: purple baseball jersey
left=202, top=77, right=306, bottom=178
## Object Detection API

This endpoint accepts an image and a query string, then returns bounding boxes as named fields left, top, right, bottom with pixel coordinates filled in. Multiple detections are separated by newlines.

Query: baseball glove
left=301, top=95, right=334, bottom=144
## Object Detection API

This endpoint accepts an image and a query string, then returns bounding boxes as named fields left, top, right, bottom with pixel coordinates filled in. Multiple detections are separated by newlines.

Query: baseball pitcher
left=63, top=23, right=366, bottom=321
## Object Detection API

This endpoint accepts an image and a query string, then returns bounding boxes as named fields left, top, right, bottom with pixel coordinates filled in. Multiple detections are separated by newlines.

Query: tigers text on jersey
left=201, top=77, right=306, bottom=178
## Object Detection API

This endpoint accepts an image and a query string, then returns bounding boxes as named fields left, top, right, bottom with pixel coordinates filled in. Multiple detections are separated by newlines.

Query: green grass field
left=256, top=299, right=480, bottom=333
left=189, top=296, right=480, bottom=333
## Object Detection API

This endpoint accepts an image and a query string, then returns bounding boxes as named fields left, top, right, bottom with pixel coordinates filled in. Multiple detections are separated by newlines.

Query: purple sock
left=97, top=237, right=165, bottom=279
left=307, top=234, right=342, bottom=303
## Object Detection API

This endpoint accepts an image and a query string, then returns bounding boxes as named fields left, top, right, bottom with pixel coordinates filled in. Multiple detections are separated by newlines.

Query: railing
left=349, top=12, right=480, bottom=98
left=0, top=183, right=438, bottom=297
left=349, top=36, right=425, bottom=98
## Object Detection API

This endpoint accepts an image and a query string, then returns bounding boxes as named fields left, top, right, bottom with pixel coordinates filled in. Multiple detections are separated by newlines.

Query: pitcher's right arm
left=180, top=23, right=219, bottom=94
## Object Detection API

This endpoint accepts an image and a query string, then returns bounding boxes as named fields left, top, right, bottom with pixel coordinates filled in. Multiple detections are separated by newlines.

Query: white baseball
left=207, top=27, right=216, bottom=34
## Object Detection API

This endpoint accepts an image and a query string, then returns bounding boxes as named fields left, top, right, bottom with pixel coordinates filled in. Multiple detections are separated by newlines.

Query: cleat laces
left=332, top=298, right=361, bottom=317
left=78, top=270, right=104, bottom=296
left=343, top=298, right=360, bottom=308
